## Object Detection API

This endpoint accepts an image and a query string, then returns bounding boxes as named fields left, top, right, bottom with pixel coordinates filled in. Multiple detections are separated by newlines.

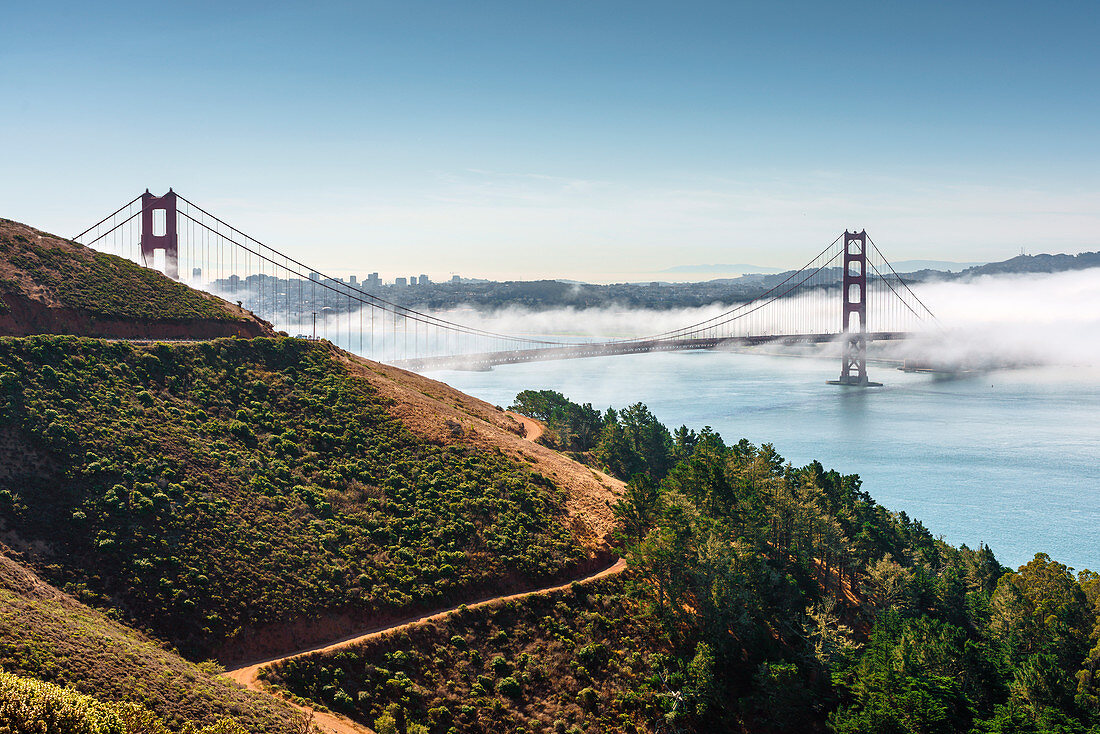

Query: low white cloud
left=887, top=268, right=1100, bottom=368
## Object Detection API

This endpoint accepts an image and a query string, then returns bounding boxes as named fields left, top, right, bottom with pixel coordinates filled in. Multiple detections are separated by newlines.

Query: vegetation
left=0, top=222, right=243, bottom=322
left=0, top=670, right=266, bottom=734
left=0, top=336, right=582, bottom=657
left=268, top=390, right=1100, bottom=734
left=509, top=390, right=602, bottom=454
left=262, top=576, right=665, bottom=733
left=0, top=551, right=303, bottom=733
left=509, top=391, right=674, bottom=478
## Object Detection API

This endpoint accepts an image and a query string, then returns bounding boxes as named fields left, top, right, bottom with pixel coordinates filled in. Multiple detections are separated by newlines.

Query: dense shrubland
left=0, top=670, right=273, bottom=734
left=262, top=576, right=665, bottom=733
left=0, top=550, right=303, bottom=733
left=273, top=391, right=1100, bottom=733
left=0, top=336, right=582, bottom=658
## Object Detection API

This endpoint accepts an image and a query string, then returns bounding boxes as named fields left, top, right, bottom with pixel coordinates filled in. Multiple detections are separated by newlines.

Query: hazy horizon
left=5, top=1, right=1100, bottom=281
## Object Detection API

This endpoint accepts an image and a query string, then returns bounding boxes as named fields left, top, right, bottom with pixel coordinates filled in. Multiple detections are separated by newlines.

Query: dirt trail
left=506, top=411, right=544, bottom=443
left=225, top=557, right=627, bottom=734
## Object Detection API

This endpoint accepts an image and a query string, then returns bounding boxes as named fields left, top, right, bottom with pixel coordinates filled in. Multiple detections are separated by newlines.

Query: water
left=425, top=351, right=1100, bottom=572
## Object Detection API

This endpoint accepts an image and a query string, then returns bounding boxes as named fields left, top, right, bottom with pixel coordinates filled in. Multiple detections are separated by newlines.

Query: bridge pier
left=827, top=230, right=881, bottom=387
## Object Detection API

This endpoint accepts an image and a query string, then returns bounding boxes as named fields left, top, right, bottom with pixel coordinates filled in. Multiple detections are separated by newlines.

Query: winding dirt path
left=506, top=411, right=544, bottom=443
left=225, top=557, right=627, bottom=734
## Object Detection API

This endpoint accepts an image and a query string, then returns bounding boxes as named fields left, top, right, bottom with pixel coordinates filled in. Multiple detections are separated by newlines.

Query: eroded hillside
left=0, top=218, right=271, bottom=338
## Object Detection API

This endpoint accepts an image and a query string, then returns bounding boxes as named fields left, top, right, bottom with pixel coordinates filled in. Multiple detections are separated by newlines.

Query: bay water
left=426, top=351, right=1100, bottom=572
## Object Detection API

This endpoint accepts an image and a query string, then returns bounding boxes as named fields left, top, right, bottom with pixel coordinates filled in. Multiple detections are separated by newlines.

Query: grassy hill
left=0, top=546, right=306, bottom=733
left=0, top=218, right=271, bottom=338
left=0, top=335, right=617, bottom=664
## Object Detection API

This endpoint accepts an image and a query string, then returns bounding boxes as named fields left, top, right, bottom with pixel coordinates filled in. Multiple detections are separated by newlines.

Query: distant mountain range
left=658, top=263, right=786, bottom=274
left=661, top=259, right=986, bottom=275
left=890, top=259, right=987, bottom=273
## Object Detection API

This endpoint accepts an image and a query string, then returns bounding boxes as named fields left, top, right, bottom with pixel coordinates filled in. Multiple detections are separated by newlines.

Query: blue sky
left=3, top=1, right=1098, bottom=281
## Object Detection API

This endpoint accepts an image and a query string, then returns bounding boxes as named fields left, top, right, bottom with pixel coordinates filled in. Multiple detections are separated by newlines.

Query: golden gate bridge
left=73, top=190, right=938, bottom=386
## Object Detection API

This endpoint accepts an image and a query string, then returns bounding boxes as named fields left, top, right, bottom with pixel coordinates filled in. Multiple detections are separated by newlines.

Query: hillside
left=0, top=335, right=620, bottom=666
left=957, top=250, right=1100, bottom=277
left=0, top=545, right=306, bottom=732
left=0, top=218, right=272, bottom=338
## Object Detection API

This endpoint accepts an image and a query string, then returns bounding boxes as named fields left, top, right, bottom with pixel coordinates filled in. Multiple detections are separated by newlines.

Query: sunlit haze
left=4, top=1, right=1099, bottom=282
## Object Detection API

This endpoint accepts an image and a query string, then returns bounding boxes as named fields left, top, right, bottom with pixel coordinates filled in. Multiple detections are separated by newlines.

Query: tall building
left=348, top=275, right=358, bottom=286
left=418, top=274, right=430, bottom=285
left=452, top=274, right=461, bottom=283
left=394, top=277, right=407, bottom=287
left=192, top=267, right=202, bottom=279
left=366, top=272, right=381, bottom=289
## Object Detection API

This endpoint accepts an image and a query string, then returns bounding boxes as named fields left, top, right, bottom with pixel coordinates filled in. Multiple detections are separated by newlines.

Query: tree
left=803, top=597, right=860, bottom=671
left=862, top=554, right=914, bottom=618
left=594, top=419, right=642, bottom=479
left=991, top=554, right=1092, bottom=671
left=612, top=475, right=662, bottom=542
left=618, top=403, right=673, bottom=479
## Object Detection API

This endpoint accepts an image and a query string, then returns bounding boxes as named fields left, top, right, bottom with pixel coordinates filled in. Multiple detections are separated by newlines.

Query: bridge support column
left=140, top=189, right=179, bottom=280
left=828, top=230, right=881, bottom=387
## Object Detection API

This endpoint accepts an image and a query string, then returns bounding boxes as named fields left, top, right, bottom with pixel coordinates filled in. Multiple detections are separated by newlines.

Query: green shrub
left=0, top=671, right=247, bottom=734
left=497, top=676, right=521, bottom=699
left=577, top=686, right=598, bottom=712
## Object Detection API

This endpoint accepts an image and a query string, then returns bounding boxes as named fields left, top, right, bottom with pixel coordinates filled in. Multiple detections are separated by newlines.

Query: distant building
left=452, top=274, right=461, bottom=283
left=308, top=272, right=320, bottom=282
left=395, top=277, right=407, bottom=287
left=366, top=273, right=381, bottom=289
left=408, top=275, right=418, bottom=286
left=418, top=274, right=430, bottom=285
left=192, top=267, right=202, bottom=279
left=348, top=275, right=358, bottom=286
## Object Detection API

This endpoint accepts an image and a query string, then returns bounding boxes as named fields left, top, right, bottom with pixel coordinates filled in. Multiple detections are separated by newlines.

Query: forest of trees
left=504, top=392, right=1100, bottom=732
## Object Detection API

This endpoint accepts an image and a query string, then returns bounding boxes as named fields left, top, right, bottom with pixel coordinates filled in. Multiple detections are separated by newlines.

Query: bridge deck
left=394, top=332, right=909, bottom=372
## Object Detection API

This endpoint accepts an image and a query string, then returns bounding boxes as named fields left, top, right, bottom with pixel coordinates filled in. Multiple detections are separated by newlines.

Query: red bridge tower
left=140, top=189, right=179, bottom=280
left=828, top=230, right=881, bottom=387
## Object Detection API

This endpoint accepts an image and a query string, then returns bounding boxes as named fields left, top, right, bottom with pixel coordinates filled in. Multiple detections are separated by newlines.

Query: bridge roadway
left=394, top=331, right=910, bottom=372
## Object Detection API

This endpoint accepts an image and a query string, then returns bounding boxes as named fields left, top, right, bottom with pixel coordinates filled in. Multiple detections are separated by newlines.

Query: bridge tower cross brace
left=829, top=230, right=881, bottom=387
left=140, top=189, right=179, bottom=280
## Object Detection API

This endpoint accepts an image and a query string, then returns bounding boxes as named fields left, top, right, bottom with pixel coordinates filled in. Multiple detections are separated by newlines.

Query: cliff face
left=0, top=217, right=273, bottom=339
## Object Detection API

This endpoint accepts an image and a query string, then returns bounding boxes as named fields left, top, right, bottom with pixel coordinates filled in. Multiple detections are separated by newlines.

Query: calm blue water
left=426, top=352, right=1100, bottom=572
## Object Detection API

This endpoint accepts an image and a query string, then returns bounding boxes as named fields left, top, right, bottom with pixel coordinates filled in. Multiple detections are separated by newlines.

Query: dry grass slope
left=0, top=547, right=306, bottom=733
